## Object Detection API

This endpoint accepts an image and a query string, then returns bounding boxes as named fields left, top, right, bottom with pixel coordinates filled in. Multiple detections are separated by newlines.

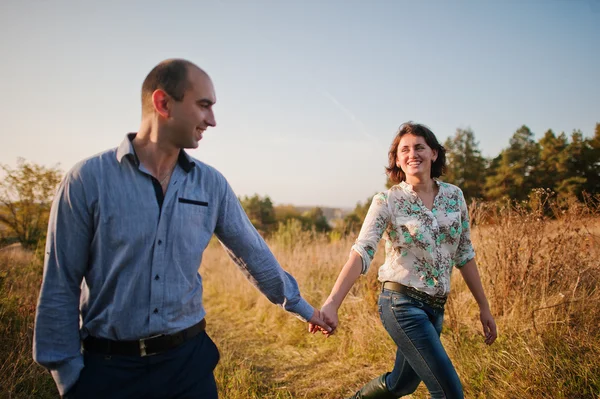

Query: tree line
left=1, top=123, right=598, bottom=248
left=442, top=123, right=600, bottom=203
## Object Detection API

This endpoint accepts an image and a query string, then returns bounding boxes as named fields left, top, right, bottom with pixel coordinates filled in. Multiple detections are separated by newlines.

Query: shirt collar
left=116, top=133, right=195, bottom=173
left=398, top=178, right=441, bottom=192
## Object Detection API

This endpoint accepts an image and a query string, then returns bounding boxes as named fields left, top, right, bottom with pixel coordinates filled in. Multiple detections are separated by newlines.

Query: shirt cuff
left=455, top=254, right=475, bottom=268
left=287, top=297, right=314, bottom=322
left=350, top=245, right=370, bottom=274
left=50, top=355, right=84, bottom=396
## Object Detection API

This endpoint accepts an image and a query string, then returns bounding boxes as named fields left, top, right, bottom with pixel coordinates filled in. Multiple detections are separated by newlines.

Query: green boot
left=347, top=373, right=396, bottom=399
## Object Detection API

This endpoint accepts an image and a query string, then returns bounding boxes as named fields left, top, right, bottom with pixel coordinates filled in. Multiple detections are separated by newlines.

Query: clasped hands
left=307, top=300, right=338, bottom=337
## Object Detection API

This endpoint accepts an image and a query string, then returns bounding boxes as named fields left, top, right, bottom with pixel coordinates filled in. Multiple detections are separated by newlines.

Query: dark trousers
left=65, top=331, right=220, bottom=399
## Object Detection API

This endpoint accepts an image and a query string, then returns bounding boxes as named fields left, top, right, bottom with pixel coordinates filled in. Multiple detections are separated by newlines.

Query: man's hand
left=307, top=308, right=332, bottom=335
left=480, top=308, right=497, bottom=345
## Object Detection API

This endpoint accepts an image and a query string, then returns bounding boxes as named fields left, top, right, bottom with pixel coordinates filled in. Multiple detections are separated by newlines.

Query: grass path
left=201, top=242, right=427, bottom=399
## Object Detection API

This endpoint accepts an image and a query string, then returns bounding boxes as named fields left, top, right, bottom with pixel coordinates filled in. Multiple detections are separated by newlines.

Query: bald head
left=141, top=59, right=208, bottom=115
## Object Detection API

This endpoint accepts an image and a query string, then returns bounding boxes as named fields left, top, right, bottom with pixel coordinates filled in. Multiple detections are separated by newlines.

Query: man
left=33, top=59, right=332, bottom=399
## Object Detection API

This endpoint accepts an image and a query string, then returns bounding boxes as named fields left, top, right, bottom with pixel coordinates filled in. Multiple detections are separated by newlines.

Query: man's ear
left=152, top=89, right=170, bottom=118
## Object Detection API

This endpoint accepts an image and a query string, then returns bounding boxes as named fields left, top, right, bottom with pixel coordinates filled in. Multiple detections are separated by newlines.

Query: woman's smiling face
left=396, top=133, right=438, bottom=179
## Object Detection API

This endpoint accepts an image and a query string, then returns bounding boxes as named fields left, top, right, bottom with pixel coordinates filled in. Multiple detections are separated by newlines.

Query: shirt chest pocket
left=179, top=198, right=209, bottom=208
left=174, top=197, right=214, bottom=250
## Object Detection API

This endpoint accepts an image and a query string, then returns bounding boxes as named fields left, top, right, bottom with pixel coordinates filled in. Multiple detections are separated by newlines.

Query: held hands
left=480, top=307, right=497, bottom=345
left=308, top=300, right=339, bottom=337
left=307, top=308, right=333, bottom=335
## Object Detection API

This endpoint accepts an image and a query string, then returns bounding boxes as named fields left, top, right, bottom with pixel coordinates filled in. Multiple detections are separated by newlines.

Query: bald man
left=33, top=59, right=331, bottom=399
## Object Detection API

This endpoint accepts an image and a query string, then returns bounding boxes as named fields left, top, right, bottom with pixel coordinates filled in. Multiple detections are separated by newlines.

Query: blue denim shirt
left=33, top=134, right=314, bottom=395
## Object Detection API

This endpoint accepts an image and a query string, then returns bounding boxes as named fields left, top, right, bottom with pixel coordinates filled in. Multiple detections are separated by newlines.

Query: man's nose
left=206, top=110, right=216, bottom=127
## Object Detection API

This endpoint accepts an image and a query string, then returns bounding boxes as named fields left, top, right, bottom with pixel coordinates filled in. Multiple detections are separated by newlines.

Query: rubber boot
left=346, top=373, right=396, bottom=399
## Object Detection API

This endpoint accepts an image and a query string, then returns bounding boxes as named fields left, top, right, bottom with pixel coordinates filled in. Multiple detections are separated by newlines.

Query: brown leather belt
left=83, top=319, right=206, bottom=357
left=382, top=281, right=447, bottom=309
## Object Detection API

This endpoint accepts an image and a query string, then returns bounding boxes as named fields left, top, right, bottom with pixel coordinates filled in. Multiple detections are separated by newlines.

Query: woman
left=311, top=122, right=497, bottom=399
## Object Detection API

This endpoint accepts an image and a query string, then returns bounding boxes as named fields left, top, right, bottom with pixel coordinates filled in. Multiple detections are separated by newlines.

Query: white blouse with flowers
left=351, top=180, right=475, bottom=298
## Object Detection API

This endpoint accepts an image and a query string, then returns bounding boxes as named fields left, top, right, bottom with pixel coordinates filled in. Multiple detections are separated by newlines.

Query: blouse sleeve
left=454, top=189, right=476, bottom=268
left=351, top=192, right=391, bottom=274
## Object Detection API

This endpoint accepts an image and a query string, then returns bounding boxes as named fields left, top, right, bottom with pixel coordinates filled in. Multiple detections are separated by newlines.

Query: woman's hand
left=319, top=301, right=339, bottom=337
left=459, top=259, right=497, bottom=345
left=480, top=307, right=497, bottom=345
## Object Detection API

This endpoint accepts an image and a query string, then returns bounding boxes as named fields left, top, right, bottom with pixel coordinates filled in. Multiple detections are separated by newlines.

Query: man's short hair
left=141, top=59, right=198, bottom=114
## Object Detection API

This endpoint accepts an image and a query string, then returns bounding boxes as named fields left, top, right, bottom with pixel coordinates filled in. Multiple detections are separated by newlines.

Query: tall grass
left=1, top=192, right=599, bottom=398
left=0, top=246, right=55, bottom=398
left=203, top=191, right=600, bottom=398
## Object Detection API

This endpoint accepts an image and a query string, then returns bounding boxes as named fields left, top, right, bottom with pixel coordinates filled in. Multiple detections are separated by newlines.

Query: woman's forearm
left=325, top=250, right=364, bottom=309
left=459, top=258, right=490, bottom=311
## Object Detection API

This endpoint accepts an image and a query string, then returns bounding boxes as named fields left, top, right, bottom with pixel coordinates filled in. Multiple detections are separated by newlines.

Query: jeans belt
left=82, top=319, right=206, bottom=357
left=382, top=281, right=447, bottom=310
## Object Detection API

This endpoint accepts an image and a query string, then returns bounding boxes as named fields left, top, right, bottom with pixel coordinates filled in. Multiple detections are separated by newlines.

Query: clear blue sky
left=1, top=1, right=598, bottom=208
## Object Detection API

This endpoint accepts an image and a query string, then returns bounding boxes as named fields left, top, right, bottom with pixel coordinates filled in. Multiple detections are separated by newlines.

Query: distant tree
left=0, top=158, right=62, bottom=249
left=485, top=125, right=540, bottom=200
left=443, top=128, right=487, bottom=202
left=273, top=204, right=302, bottom=223
left=302, top=207, right=331, bottom=233
left=537, top=129, right=569, bottom=192
left=484, top=154, right=513, bottom=201
left=592, top=123, right=600, bottom=148
left=587, top=123, right=600, bottom=194
left=557, top=128, right=600, bottom=198
left=337, top=195, right=374, bottom=235
left=239, top=194, right=277, bottom=235
left=483, top=154, right=502, bottom=193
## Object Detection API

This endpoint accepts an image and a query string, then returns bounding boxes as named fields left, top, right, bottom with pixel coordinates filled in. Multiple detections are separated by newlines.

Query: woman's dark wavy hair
left=385, top=122, right=447, bottom=184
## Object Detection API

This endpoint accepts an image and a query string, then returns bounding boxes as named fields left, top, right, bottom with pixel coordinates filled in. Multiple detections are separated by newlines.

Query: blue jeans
left=64, top=330, right=220, bottom=399
left=378, top=289, right=464, bottom=399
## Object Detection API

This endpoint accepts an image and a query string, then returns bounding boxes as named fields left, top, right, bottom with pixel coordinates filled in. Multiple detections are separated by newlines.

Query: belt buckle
left=139, top=333, right=164, bottom=357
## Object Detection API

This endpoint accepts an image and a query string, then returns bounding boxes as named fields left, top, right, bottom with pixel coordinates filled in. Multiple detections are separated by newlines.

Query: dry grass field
left=1, top=194, right=599, bottom=398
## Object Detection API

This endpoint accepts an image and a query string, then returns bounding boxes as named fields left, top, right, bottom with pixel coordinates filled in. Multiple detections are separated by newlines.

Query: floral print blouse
left=351, top=180, right=475, bottom=298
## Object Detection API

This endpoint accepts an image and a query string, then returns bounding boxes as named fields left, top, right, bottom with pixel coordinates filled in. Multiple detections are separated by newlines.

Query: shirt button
left=154, top=275, right=160, bottom=281
left=157, top=240, right=162, bottom=245
left=153, top=308, right=158, bottom=314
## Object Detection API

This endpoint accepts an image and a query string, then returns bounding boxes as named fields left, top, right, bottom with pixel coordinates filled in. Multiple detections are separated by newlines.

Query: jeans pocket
left=388, top=293, right=427, bottom=327
left=195, top=332, right=220, bottom=373
left=391, top=292, right=423, bottom=308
